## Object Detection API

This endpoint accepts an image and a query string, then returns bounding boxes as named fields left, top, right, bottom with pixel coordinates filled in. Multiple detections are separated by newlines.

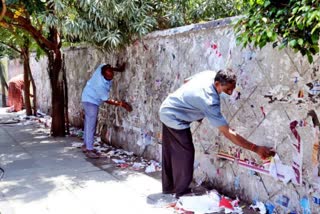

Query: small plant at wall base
left=234, top=0, right=320, bottom=63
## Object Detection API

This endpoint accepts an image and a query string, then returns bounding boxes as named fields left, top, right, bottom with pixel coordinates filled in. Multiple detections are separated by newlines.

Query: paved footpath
left=0, top=109, right=175, bottom=214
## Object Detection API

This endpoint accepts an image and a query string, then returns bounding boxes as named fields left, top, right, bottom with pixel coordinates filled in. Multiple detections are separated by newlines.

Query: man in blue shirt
left=159, top=69, right=275, bottom=198
left=82, top=64, right=132, bottom=159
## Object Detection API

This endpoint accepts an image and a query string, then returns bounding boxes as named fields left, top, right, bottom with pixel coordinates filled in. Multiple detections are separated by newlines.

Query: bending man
left=81, top=64, right=132, bottom=159
left=159, top=69, right=275, bottom=198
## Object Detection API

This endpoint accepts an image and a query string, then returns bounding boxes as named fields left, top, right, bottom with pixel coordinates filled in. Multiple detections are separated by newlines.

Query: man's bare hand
left=255, top=146, right=275, bottom=159
left=120, top=101, right=132, bottom=112
left=118, top=63, right=126, bottom=72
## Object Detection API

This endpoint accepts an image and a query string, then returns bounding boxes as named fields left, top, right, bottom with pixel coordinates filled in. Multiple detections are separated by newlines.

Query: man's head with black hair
left=214, top=68, right=237, bottom=95
left=101, top=64, right=114, bottom=80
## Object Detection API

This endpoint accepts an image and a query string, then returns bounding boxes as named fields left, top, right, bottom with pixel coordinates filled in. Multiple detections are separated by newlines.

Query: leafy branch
left=235, top=0, right=320, bottom=63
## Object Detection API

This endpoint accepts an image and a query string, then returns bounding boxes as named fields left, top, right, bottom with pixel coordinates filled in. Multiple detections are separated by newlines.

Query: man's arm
left=111, top=63, right=126, bottom=72
left=218, top=125, right=275, bottom=159
left=105, top=99, right=132, bottom=112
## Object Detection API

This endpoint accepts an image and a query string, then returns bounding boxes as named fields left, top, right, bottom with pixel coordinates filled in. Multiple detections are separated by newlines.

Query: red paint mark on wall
left=260, top=106, right=266, bottom=118
left=211, top=43, right=217, bottom=49
left=290, top=120, right=301, bottom=152
left=292, top=163, right=301, bottom=184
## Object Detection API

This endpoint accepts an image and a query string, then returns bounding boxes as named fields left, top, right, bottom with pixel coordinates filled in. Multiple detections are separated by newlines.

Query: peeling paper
left=176, top=192, right=221, bottom=213
left=219, top=196, right=234, bottom=211
left=71, top=142, right=83, bottom=148
left=170, top=189, right=244, bottom=214
left=250, top=201, right=266, bottom=214
left=312, top=195, right=320, bottom=205
left=145, top=164, right=156, bottom=173
left=145, top=160, right=161, bottom=173
left=300, top=196, right=311, bottom=214
left=137, top=129, right=152, bottom=147
left=265, top=202, right=275, bottom=214
left=112, top=159, right=126, bottom=164
left=276, top=195, right=290, bottom=208
left=131, top=162, right=145, bottom=170
left=269, top=154, right=296, bottom=184
left=308, top=81, right=320, bottom=96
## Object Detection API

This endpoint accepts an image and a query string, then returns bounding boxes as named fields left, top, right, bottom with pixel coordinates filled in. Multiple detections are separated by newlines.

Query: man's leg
left=170, top=127, right=194, bottom=198
left=82, top=102, right=99, bottom=151
left=162, top=124, right=175, bottom=194
left=162, top=124, right=194, bottom=197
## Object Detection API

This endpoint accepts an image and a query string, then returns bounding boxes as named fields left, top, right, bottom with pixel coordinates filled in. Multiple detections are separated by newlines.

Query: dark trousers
left=161, top=123, right=194, bottom=197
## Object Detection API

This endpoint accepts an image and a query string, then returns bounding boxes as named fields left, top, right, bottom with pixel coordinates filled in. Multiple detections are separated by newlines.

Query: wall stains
left=290, top=121, right=301, bottom=152
left=260, top=106, right=266, bottom=118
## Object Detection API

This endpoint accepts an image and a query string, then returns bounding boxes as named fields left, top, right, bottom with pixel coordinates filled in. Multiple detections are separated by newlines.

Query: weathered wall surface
left=20, top=17, right=320, bottom=212
left=8, top=58, right=23, bottom=80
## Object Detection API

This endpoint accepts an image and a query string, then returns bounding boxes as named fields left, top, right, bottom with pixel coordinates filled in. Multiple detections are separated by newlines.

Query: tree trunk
left=0, top=62, right=7, bottom=107
left=62, top=54, right=70, bottom=135
left=1, top=83, right=5, bottom=107
left=23, top=58, right=32, bottom=115
left=28, top=64, right=37, bottom=116
left=22, top=36, right=37, bottom=116
left=48, top=49, right=65, bottom=137
left=22, top=45, right=37, bottom=116
left=22, top=43, right=32, bottom=115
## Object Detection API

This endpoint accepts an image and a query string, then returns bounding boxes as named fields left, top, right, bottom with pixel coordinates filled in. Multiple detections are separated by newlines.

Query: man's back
left=81, top=65, right=112, bottom=106
left=159, top=70, right=227, bottom=130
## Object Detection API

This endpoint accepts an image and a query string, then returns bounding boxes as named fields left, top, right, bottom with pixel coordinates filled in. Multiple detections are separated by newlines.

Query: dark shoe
left=85, top=150, right=100, bottom=159
left=82, top=145, right=100, bottom=154
left=175, top=188, right=192, bottom=199
left=162, top=190, right=175, bottom=194
left=191, top=186, right=208, bottom=195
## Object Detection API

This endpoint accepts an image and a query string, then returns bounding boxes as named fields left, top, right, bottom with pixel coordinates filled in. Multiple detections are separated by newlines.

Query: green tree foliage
left=0, top=45, right=18, bottom=59
left=65, top=0, right=157, bottom=50
left=62, top=0, right=241, bottom=50
left=235, top=0, right=320, bottom=63
left=2, top=0, right=242, bottom=52
left=156, top=0, right=242, bottom=28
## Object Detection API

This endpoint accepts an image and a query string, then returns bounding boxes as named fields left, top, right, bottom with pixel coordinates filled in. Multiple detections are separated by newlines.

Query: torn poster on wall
left=217, top=120, right=303, bottom=185
left=137, top=128, right=152, bottom=147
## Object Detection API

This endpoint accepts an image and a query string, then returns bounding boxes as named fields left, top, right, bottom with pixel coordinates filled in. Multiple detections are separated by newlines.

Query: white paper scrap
left=176, top=194, right=221, bottom=213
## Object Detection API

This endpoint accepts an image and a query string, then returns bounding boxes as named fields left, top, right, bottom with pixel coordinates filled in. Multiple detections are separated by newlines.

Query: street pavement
left=0, top=108, right=175, bottom=214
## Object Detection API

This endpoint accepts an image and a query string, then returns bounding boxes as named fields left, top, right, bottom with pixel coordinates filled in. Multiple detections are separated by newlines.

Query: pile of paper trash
left=71, top=137, right=162, bottom=174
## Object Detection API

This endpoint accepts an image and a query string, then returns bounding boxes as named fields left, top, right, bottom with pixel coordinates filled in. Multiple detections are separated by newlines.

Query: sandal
left=81, top=145, right=100, bottom=154
left=85, top=150, right=100, bottom=159
left=81, top=144, right=87, bottom=153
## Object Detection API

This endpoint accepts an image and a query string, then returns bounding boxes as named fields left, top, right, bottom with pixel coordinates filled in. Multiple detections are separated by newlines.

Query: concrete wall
left=16, top=17, right=320, bottom=212
left=8, top=58, right=23, bottom=80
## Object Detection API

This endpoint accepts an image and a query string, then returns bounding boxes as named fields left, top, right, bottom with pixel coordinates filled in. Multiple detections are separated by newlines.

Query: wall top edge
left=28, top=16, right=240, bottom=55
left=143, top=16, right=239, bottom=40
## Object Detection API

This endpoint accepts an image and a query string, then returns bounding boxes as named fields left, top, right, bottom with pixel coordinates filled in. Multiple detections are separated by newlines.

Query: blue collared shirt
left=159, top=70, right=228, bottom=130
left=81, top=64, right=112, bottom=106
